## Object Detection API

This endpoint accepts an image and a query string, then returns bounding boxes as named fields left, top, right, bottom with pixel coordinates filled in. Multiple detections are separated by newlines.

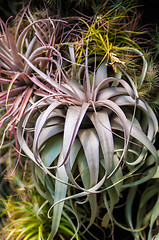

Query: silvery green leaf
left=50, top=139, right=81, bottom=238
left=78, top=128, right=99, bottom=186
left=62, top=102, right=89, bottom=165
left=88, top=110, right=114, bottom=174
left=95, top=60, right=107, bottom=87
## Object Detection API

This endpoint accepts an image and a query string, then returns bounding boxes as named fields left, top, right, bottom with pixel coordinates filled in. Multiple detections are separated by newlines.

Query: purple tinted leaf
left=4, top=23, right=23, bottom=70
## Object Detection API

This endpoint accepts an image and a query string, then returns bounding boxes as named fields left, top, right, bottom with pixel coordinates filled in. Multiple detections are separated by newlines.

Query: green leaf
left=40, top=133, right=63, bottom=167
left=78, top=128, right=99, bottom=187
left=62, top=103, right=89, bottom=165
left=88, top=110, right=114, bottom=174
left=94, top=60, right=107, bottom=87
left=49, top=139, right=81, bottom=239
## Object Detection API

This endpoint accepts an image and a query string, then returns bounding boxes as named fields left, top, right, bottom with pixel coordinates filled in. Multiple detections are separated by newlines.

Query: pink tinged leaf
left=78, top=128, right=99, bottom=187
left=0, top=86, right=26, bottom=101
left=68, top=44, right=76, bottom=74
left=0, top=52, right=19, bottom=70
left=0, top=68, right=18, bottom=77
left=0, top=93, right=23, bottom=123
left=0, top=77, right=12, bottom=84
left=25, top=36, right=37, bottom=58
left=4, top=23, right=23, bottom=70
left=0, top=61, right=11, bottom=70
left=16, top=19, right=45, bottom=52
left=16, top=87, right=33, bottom=122
left=19, top=53, right=70, bottom=94
left=64, top=80, right=85, bottom=101
left=16, top=18, right=66, bottom=52
left=85, top=45, right=91, bottom=100
left=14, top=7, right=26, bottom=41
left=23, top=47, right=56, bottom=73
left=0, top=36, right=10, bottom=53
left=88, top=110, right=114, bottom=174
left=29, top=75, right=56, bottom=94
left=62, top=102, right=90, bottom=165
left=26, top=9, right=50, bottom=45
left=0, top=45, right=12, bottom=60
left=6, top=72, right=21, bottom=108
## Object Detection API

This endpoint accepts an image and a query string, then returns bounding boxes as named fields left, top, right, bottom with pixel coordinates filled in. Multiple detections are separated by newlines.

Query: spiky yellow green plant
left=0, top=192, right=82, bottom=240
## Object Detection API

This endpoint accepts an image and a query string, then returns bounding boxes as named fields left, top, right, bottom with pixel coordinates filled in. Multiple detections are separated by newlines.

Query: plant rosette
left=17, top=40, right=159, bottom=239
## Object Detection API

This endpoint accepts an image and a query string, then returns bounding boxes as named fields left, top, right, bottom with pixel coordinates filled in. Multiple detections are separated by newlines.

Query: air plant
left=0, top=5, right=69, bottom=144
left=16, top=14, right=159, bottom=239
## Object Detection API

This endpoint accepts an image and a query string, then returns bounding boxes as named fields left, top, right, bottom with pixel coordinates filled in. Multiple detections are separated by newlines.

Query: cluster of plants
left=0, top=1, right=159, bottom=239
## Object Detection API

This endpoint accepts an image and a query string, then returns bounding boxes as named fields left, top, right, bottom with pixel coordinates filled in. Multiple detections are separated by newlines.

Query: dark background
left=141, top=0, right=159, bottom=25
left=0, top=0, right=159, bottom=25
